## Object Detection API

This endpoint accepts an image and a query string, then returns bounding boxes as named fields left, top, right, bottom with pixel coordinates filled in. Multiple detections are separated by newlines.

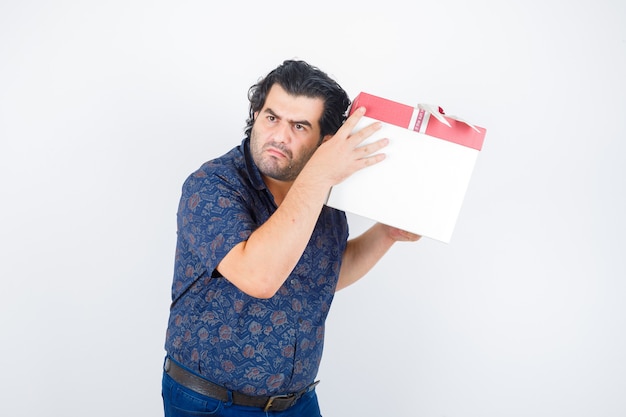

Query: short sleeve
left=171, top=165, right=258, bottom=301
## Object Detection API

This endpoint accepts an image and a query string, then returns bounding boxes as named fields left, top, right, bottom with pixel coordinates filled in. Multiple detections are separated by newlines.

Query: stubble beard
left=250, top=129, right=318, bottom=182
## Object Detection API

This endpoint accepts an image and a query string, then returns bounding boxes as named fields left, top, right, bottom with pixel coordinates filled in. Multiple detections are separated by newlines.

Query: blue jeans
left=162, top=371, right=323, bottom=417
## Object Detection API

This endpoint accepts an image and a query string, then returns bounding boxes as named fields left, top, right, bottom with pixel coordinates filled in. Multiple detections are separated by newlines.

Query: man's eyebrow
left=264, top=108, right=313, bottom=128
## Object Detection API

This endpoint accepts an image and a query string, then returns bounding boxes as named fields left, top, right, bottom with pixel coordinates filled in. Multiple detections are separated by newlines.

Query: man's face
left=250, top=84, right=326, bottom=182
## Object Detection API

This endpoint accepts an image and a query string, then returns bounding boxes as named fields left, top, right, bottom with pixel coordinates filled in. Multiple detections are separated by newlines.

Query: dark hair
left=244, top=60, right=351, bottom=140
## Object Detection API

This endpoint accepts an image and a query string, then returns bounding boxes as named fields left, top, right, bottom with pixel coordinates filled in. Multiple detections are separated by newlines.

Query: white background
left=1, top=1, right=625, bottom=416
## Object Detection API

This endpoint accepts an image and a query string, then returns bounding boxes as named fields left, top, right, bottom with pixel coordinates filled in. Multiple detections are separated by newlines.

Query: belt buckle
left=263, top=393, right=293, bottom=412
left=262, top=380, right=319, bottom=412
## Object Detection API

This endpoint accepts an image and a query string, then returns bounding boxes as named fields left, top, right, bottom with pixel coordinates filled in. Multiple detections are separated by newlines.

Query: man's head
left=245, top=60, right=351, bottom=141
left=246, top=60, right=351, bottom=183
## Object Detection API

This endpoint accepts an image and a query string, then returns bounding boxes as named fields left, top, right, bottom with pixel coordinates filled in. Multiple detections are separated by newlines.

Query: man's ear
left=321, top=134, right=332, bottom=143
left=253, top=111, right=259, bottom=120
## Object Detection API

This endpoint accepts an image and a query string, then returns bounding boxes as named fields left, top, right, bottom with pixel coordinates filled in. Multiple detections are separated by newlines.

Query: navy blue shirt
left=165, top=138, right=349, bottom=396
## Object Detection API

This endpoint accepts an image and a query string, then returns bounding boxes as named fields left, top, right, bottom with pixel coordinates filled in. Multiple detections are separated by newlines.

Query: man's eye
left=267, top=115, right=276, bottom=122
left=294, top=124, right=304, bottom=131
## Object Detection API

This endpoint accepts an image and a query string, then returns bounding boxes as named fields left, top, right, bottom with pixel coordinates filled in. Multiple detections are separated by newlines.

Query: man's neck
left=263, top=176, right=293, bottom=207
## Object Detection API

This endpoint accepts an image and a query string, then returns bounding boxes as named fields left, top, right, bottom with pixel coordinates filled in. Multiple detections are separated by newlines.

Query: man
left=162, top=59, right=420, bottom=416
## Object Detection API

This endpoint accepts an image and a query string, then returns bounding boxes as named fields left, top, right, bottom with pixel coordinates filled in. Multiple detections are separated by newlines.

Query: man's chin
left=266, top=172, right=297, bottom=182
left=259, top=164, right=295, bottom=182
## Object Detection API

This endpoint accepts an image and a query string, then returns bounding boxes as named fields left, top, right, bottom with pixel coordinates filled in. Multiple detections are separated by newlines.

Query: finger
left=348, top=119, right=383, bottom=147
left=339, top=106, right=366, bottom=134
left=400, top=231, right=422, bottom=241
left=337, top=107, right=381, bottom=141
left=355, top=137, right=389, bottom=158
left=358, top=151, right=387, bottom=167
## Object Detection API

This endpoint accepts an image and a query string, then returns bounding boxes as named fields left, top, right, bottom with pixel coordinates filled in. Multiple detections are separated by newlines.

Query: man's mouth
left=265, top=144, right=291, bottom=160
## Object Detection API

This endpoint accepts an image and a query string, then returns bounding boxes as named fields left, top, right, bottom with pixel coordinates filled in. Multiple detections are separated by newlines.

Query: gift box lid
left=351, top=92, right=486, bottom=151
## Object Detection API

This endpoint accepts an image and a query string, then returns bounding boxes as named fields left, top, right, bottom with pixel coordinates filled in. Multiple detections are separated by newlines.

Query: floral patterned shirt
left=164, top=138, right=349, bottom=396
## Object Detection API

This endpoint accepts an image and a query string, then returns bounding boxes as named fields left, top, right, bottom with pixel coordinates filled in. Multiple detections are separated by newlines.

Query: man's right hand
left=301, top=106, right=389, bottom=188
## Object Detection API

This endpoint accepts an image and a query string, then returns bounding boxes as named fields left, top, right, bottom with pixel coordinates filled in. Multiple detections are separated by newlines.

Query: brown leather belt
left=164, top=357, right=319, bottom=412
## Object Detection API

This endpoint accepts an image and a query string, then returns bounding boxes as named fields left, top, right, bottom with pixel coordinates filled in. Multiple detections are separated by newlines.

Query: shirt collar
left=241, top=137, right=267, bottom=191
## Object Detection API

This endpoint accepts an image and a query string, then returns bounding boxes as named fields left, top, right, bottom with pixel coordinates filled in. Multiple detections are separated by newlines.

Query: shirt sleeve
left=171, top=165, right=256, bottom=301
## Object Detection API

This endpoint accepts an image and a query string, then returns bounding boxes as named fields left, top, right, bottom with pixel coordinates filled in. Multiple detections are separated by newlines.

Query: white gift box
left=325, top=92, right=486, bottom=243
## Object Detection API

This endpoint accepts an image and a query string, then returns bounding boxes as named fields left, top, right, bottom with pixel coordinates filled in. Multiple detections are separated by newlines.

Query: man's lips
left=265, top=146, right=290, bottom=159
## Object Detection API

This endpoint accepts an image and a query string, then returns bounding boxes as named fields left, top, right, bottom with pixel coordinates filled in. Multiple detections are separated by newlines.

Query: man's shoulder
left=189, top=143, right=243, bottom=176
left=182, top=144, right=248, bottom=191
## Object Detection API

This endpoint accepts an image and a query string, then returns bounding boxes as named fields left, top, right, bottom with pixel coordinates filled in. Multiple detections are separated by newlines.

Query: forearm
left=217, top=168, right=331, bottom=298
left=336, top=223, right=396, bottom=291
left=217, top=109, right=390, bottom=298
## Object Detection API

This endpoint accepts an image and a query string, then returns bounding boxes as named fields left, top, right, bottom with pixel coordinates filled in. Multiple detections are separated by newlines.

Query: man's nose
left=272, top=121, right=291, bottom=143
